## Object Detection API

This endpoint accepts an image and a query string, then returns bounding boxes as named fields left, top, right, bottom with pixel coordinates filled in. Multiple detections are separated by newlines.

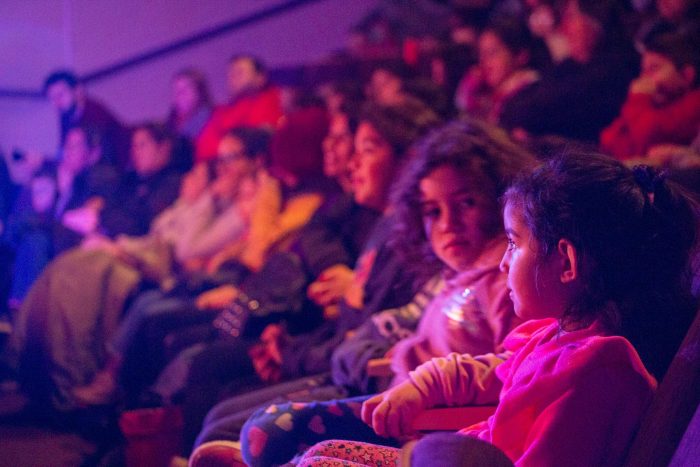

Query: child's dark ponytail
left=622, top=166, right=699, bottom=377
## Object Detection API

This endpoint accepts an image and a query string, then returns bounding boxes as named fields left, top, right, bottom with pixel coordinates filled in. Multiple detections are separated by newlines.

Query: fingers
left=372, top=400, right=389, bottom=438
left=386, top=402, right=402, bottom=439
left=307, top=281, right=338, bottom=307
left=361, top=394, right=381, bottom=426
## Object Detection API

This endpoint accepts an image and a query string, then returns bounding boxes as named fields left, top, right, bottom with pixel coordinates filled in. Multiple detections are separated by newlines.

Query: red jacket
left=195, top=85, right=283, bottom=162
left=600, top=88, right=700, bottom=160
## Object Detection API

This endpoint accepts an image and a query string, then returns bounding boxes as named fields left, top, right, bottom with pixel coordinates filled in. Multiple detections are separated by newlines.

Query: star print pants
left=240, top=395, right=399, bottom=467
left=297, top=439, right=401, bottom=466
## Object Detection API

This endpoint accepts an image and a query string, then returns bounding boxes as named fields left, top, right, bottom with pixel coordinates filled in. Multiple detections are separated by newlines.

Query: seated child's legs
left=241, top=396, right=398, bottom=467
left=196, top=375, right=343, bottom=447
left=298, top=440, right=400, bottom=467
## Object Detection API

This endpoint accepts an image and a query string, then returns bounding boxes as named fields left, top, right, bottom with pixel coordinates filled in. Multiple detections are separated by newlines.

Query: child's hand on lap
left=361, top=380, right=427, bottom=439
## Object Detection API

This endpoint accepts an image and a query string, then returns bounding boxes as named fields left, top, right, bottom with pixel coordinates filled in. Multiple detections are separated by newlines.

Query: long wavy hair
left=391, top=118, right=536, bottom=283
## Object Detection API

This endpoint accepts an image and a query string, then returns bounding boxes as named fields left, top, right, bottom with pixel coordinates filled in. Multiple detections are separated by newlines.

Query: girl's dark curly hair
left=391, top=118, right=536, bottom=283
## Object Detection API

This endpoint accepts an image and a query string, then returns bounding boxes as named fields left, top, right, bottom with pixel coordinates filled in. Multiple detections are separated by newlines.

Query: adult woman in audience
left=164, top=68, right=214, bottom=172
left=166, top=68, right=213, bottom=143
left=499, top=0, right=639, bottom=143
left=65, top=122, right=185, bottom=247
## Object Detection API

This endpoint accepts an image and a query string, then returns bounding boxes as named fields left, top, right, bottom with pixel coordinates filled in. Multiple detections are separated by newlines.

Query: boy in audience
left=601, top=27, right=700, bottom=160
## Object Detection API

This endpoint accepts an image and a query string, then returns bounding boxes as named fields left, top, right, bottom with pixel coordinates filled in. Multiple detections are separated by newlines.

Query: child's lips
left=444, top=239, right=469, bottom=250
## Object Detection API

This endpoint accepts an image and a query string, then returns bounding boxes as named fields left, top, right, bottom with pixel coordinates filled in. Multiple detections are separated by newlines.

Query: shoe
left=72, top=369, right=117, bottom=406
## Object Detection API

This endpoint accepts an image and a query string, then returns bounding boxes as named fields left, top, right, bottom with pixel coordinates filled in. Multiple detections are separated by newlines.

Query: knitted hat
left=269, top=106, right=329, bottom=182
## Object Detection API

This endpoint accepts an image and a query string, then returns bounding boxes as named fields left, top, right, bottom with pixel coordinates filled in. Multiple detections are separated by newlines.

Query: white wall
left=0, top=0, right=378, bottom=155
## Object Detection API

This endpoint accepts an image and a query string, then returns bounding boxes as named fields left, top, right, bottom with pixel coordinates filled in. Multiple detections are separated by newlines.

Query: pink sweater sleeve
left=408, top=351, right=508, bottom=407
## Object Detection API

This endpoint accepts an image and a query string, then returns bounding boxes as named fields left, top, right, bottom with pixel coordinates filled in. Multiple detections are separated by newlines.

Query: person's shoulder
left=569, top=333, right=642, bottom=366
left=558, top=331, right=655, bottom=388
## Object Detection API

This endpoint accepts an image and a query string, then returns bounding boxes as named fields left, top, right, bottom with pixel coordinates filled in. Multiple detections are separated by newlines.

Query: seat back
left=624, top=307, right=700, bottom=467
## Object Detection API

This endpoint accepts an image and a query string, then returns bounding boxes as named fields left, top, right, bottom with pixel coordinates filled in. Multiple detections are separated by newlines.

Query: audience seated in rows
left=1, top=2, right=699, bottom=466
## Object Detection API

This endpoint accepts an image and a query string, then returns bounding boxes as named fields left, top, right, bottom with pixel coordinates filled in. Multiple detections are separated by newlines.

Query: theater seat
left=623, top=306, right=700, bottom=466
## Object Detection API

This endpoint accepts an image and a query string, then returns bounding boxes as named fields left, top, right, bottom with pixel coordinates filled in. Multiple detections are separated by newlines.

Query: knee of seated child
left=240, top=404, right=295, bottom=465
left=303, top=439, right=340, bottom=457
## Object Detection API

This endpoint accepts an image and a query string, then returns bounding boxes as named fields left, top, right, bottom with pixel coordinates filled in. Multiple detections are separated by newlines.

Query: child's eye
left=506, top=238, right=516, bottom=251
left=458, top=197, right=477, bottom=208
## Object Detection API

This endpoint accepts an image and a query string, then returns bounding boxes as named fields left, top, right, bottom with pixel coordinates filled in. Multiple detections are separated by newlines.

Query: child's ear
left=556, top=238, right=579, bottom=284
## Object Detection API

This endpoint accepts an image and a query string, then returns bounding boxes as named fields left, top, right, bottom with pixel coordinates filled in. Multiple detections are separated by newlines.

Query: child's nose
left=439, top=207, right=462, bottom=232
left=499, top=252, right=510, bottom=272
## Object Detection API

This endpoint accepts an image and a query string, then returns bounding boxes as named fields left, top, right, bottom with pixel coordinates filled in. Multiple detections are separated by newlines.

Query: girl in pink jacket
left=298, top=152, right=699, bottom=466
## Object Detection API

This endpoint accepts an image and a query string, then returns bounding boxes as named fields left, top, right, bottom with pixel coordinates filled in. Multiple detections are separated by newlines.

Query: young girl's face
left=350, top=121, right=396, bottom=211
left=478, top=30, right=521, bottom=89
left=501, top=202, right=567, bottom=321
left=419, top=165, right=499, bottom=273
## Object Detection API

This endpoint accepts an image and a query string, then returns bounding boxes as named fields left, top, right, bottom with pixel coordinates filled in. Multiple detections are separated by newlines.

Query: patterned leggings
left=241, top=395, right=399, bottom=466
left=298, top=439, right=400, bottom=466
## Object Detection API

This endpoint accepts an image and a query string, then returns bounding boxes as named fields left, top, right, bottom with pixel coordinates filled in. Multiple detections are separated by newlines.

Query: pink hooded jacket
left=409, top=319, right=656, bottom=466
